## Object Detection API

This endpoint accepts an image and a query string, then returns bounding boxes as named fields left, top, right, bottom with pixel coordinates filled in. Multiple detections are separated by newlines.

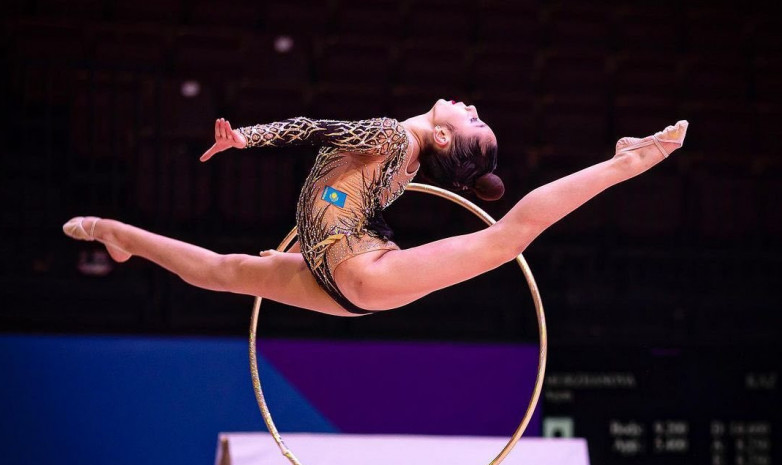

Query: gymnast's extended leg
left=62, top=217, right=348, bottom=315
left=335, top=121, right=688, bottom=310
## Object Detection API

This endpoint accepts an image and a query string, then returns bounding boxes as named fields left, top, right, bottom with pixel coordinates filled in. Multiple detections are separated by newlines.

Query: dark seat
left=540, top=3, right=611, bottom=52
left=261, top=2, right=331, bottom=37
left=688, top=166, right=760, bottom=245
left=229, top=80, right=308, bottom=126
left=109, top=0, right=184, bottom=24
left=92, top=23, right=171, bottom=72
left=309, top=84, right=389, bottom=121
left=537, top=95, right=610, bottom=154
left=186, top=0, right=263, bottom=28
left=682, top=6, right=752, bottom=54
left=677, top=101, right=754, bottom=162
left=475, top=0, right=541, bottom=45
left=752, top=53, right=782, bottom=104
left=471, top=44, right=537, bottom=95
left=534, top=46, right=610, bottom=100
left=611, top=173, right=685, bottom=241
left=158, top=76, right=217, bottom=139
left=330, top=0, right=404, bottom=41
left=314, top=36, right=393, bottom=89
left=242, top=33, right=313, bottom=87
left=611, top=4, right=683, bottom=52
left=610, top=51, right=682, bottom=101
left=402, top=0, right=477, bottom=49
left=215, top=152, right=297, bottom=226
left=170, top=27, right=247, bottom=84
left=394, top=41, right=471, bottom=95
left=752, top=102, right=782, bottom=157
left=678, top=51, right=751, bottom=105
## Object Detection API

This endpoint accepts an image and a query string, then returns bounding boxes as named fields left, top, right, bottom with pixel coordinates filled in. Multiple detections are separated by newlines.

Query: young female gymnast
left=63, top=99, right=688, bottom=316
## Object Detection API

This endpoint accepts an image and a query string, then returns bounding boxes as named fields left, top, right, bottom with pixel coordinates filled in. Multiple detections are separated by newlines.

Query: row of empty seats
left=8, top=17, right=780, bottom=96
left=8, top=1, right=781, bottom=51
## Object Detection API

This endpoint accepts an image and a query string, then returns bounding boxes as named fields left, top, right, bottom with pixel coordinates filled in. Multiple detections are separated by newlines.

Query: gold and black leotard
left=238, top=117, right=418, bottom=314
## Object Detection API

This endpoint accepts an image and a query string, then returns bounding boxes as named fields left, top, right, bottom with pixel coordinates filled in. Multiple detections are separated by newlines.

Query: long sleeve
left=237, top=117, right=401, bottom=156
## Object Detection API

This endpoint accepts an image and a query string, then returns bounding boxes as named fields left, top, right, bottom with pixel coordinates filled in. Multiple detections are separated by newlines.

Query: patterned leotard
left=238, top=117, right=418, bottom=314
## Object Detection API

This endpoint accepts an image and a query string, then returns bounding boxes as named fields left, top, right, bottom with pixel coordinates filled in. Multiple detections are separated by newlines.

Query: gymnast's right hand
left=200, top=118, right=247, bottom=162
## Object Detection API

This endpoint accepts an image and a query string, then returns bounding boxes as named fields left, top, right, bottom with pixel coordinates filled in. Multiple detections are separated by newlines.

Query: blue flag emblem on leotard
left=321, top=185, right=347, bottom=208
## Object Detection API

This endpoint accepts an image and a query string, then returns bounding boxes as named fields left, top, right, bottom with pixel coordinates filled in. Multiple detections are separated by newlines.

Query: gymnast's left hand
left=200, top=118, right=247, bottom=162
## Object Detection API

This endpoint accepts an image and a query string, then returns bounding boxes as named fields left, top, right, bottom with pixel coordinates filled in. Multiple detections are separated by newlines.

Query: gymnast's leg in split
left=63, top=121, right=687, bottom=315
left=335, top=121, right=688, bottom=310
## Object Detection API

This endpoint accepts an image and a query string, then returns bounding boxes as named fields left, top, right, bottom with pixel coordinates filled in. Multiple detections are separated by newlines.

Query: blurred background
left=1, top=0, right=780, bottom=464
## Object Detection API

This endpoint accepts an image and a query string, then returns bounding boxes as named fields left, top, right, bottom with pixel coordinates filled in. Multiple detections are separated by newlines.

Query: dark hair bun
left=473, top=173, right=505, bottom=201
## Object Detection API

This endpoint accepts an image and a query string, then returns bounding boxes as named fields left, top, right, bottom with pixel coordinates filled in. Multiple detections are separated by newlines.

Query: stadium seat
left=314, top=36, right=393, bottom=89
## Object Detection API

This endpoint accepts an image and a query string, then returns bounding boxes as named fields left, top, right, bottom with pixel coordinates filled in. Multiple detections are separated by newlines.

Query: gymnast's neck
left=400, top=112, right=433, bottom=172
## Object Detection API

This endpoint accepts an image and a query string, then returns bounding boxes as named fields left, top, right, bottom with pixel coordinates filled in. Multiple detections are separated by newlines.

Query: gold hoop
left=249, top=182, right=547, bottom=465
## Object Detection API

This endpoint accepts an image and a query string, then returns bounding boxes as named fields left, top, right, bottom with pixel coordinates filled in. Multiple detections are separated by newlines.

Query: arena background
left=1, top=1, right=780, bottom=465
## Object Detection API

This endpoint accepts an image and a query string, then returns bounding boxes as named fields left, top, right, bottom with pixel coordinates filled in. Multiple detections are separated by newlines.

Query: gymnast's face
left=418, top=99, right=500, bottom=194
left=430, top=99, right=496, bottom=149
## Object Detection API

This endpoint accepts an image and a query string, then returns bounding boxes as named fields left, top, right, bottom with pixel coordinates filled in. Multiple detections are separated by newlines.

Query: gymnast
left=63, top=99, right=688, bottom=316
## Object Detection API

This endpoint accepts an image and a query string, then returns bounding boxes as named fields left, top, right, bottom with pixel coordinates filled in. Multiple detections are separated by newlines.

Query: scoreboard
left=541, top=345, right=780, bottom=464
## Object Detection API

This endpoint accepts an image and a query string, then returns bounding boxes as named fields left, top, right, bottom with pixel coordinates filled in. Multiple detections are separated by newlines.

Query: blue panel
left=0, top=334, right=336, bottom=465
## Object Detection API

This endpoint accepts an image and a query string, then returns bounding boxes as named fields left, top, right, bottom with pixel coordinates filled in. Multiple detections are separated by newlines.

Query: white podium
left=215, top=432, right=590, bottom=465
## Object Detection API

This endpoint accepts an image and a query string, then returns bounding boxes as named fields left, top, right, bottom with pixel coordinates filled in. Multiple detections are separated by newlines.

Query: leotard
left=238, top=117, right=417, bottom=314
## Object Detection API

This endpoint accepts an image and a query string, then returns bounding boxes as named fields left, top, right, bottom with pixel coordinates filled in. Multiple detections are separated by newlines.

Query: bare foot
left=62, top=216, right=132, bottom=263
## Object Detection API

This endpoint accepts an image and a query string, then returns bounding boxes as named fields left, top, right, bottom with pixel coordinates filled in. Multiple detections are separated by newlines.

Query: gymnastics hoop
left=249, top=182, right=547, bottom=465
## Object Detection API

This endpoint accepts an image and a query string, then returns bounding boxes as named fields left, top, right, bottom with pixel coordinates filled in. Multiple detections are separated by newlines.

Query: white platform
left=215, top=432, right=590, bottom=465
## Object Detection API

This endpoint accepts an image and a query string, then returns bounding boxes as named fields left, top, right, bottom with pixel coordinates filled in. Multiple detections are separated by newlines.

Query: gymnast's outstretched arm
left=200, top=117, right=392, bottom=162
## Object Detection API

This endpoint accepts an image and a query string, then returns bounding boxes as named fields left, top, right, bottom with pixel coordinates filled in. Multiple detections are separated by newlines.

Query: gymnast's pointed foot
left=615, top=120, right=689, bottom=158
left=63, top=216, right=132, bottom=263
